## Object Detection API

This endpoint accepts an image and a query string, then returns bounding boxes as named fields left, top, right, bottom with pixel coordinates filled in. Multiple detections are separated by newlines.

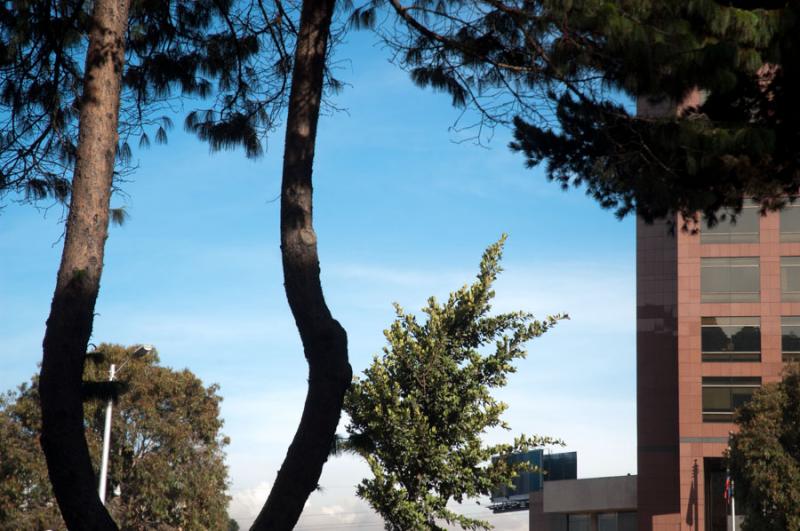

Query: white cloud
left=228, top=481, right=272, bottom=529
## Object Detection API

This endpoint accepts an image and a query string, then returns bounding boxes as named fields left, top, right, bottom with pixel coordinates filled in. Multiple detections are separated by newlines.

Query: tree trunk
left=250, top=0, right=351, bottom=529
left=39, top=0, right=131, bottom=529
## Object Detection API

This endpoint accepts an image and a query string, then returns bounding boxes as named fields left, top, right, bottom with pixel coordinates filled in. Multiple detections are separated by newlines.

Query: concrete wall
left=543, top=475, right=637, bottom=514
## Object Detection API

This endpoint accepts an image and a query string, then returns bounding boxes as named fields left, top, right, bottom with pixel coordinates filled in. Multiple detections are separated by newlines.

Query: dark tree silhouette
left=350, top=0, right=799, bottom=224
left=1, top=1, right=284, bottom=528
left=250, top=0, right=352, bottom=528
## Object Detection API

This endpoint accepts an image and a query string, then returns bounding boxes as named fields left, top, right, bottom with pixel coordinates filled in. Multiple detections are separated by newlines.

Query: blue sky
left=0, top=28, right=635, bottom=530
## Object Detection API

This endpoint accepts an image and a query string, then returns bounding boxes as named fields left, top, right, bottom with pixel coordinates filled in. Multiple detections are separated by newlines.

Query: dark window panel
left=781, top=317, right=800, bottom=362
left=701, top=317, right=760, bottom=362
left=701, top=377, right=761, bottom=423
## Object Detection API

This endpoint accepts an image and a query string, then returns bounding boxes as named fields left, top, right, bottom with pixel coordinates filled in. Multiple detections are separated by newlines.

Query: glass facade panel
left=595, top=513, right=637, bottom=531
left=618, top=513, right=637, bottom=531
left=702, top=377, right=761, bottom=422
left=702, top=203, right=760, bottom=244
left=782, top=316, right=800, bottom=362
left=783, top=257, right=800, bottom=301
left=781, top=205, right=800, bottom=242
left=701, top=317, right=760, bottom=362
left=568, top=514, right=591, bottom=531
left=550, top=515, right=568, bottom=531
left=598, top=513, right=618, bottom=531
left=701, top=257, right=760, bottom=302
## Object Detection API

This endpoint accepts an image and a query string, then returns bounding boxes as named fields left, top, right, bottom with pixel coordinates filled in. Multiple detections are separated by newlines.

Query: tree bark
left=250, top=0, right=352, bottom=529
left=39, top=0, right=131, bottom=529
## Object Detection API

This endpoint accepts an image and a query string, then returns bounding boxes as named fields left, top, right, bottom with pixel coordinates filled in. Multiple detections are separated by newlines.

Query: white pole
left=731, top=479, right=736, bottom=531
left=98, top=363, right=116, bottom=504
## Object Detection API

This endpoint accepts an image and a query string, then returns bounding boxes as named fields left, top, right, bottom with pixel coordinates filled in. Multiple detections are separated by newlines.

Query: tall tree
left=1, top=344, right=231, bottom=531
left=0, top=0, right=287, bottom=204
left=250, top=0, right=352, bottom=528
left=351, top=0, right=797, bottom=223
left=729, top=364, right=800, bottom=531
left=38, top=2, right=135, bottom=527
left=343, top=238, right=563, bottom=530
left=1, top=1, right=287, bottom=527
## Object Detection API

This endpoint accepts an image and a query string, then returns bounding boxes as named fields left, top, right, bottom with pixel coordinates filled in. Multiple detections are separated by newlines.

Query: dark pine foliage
left=0, top=0, right=302, bottom=205
left=353, top=0, right=799, bottom=223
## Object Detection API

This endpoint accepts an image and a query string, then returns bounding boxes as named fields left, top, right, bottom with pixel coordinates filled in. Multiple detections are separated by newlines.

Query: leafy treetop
left=344, top=236, right=564, bottom=530
left=729, top=364, right=800, bottom=531
left=0, top=344, right=232, bottom=531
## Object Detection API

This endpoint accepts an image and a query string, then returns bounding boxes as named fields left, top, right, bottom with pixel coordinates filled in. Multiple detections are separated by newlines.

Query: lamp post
left=97, top=345, right=153, bottom=504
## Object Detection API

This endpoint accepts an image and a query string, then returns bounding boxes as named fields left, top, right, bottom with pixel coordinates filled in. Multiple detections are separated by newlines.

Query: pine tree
left=0, top=1, right=294, bottom=528
left=2, top=2, right=336, bottom=528
left=355, top=0, right=798, bottom=223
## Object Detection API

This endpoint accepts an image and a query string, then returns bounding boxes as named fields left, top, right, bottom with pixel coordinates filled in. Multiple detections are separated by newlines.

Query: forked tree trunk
left=250, top=0, right=352, bottom=529
left=39, top=0, right=131, bottom=529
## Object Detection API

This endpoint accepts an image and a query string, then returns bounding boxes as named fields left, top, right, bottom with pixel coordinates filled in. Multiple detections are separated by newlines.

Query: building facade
left=528, top=475, right=637, bottom=531
left=637, top=204, right=800, bottom=530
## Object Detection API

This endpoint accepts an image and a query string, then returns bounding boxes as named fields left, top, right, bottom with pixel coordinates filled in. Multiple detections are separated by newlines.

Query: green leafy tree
left=343, top=237, right=563, bottom=530
left=0, top=344, right=231, bottom=531
left=729, top=364, right=800, bottom=531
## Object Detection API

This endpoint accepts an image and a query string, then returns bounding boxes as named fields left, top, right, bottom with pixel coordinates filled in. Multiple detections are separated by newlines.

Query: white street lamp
left=98, top=345, right=152, bottom=505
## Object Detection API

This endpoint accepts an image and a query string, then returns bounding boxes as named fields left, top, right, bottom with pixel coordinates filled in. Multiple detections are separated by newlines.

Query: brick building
left=637, top=203, right=800, bottom=530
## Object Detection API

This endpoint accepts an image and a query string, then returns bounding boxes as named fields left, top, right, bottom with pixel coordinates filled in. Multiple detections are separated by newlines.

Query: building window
left=781, top=205, right=800, bottom=242
left=568, top=514, right=591, bottom=531
left=701, top=317, right=760, bottom=362
left=700, top=257, right=760, bottom=303
left=702, top=377, right=761, bottom=423
left=782, top=257, right=800, bottom=301
left=598, top=513, right=637, bottom=531
left=782, top=317, right=800, bottom=362
left=702, top=202, right=760, bottom=244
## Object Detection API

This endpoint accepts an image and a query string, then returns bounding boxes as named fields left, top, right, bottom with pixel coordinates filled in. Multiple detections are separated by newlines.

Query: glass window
left=618, top=513, right=637, bottom=531
left=568, top=514, right=591, bottom=531
left=701, top=257, right=760, bottom=303
left=550, top=515, right=568, bottom=531
left=782, top=257, right=800, bottom=301
left=781, top=205, right=800, bottom=242
left=782, top=317, right=800, bottom=362
left=544, top=513, right=569, bottom=531
left=701, top=317, right=760, bottom=362
left=702, top=202, right=760, bottom=244
left=598, top=513, right=618, bottom=531
left=702, top=377, right=761, bottom=422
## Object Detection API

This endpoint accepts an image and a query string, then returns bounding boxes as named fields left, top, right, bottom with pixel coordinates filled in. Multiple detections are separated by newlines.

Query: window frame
left=780, top=204, right=800, bottom=242
left=701, top=317, right=761, bottom=362
left=701, top=201, right=760, bottom=244
left=700, top=257, right=760, bottom=303
left=782, top=316, right=800, bottom=362
left=781, top=257, right=800, bottom=302
left=701, top=377, right=761, bottom=423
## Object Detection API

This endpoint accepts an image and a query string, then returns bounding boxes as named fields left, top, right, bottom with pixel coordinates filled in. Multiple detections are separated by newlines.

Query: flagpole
left=727, top=432, right=736, bottom=531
